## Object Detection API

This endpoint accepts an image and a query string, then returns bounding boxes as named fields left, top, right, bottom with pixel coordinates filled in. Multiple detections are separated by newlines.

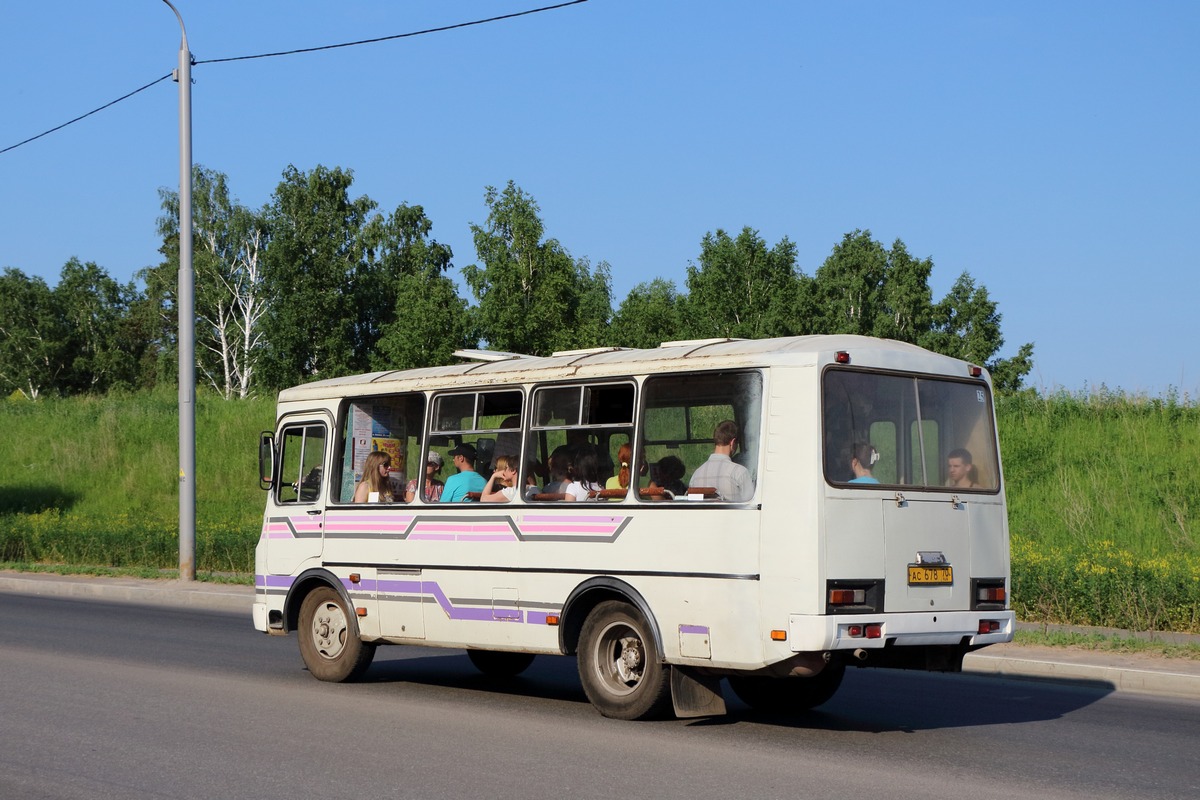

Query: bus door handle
left=306, top=509, right=322, bottom=515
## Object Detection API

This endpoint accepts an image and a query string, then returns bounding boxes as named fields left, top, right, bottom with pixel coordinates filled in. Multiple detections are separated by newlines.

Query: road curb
left=0, top=572, right=251, bottom=615
left=963, top=651, right=1200, bottom=699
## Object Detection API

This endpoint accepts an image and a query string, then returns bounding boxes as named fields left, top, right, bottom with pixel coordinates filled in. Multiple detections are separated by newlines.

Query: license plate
left=908, top=565, right=953, bottom=585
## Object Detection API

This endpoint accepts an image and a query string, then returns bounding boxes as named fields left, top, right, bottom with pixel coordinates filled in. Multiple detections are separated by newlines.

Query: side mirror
left=259, top=431, right=276, bottom=490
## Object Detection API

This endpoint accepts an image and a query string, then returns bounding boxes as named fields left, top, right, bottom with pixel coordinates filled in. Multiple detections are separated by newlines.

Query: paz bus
left=253, top=334, right=1013, bottom=719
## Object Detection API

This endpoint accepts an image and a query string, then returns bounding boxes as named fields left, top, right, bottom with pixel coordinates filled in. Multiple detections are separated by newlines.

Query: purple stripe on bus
left=423, top=581, right=518, bottom=622
left=679, top=624, right=709, bottom=635
left=262, top=574, right=550, bottom=626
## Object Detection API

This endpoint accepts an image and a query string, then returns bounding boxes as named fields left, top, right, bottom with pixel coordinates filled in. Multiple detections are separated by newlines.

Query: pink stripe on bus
left=519, top=525, right=618, bottom=534
left=521, top=516, right=625, bottom=524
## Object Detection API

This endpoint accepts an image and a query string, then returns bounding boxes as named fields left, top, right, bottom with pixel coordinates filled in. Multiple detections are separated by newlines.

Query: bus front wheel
left=297, top=586, right=376, bottom=682
left=728, top=662, right=846, bottom=713
left=577, top=600, right=671, bottom=720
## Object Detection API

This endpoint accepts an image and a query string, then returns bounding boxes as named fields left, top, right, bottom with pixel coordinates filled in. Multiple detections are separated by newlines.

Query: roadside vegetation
left=999, top=390, right=1200, bottom=633
left=1, top=386, right=1197, bottom=632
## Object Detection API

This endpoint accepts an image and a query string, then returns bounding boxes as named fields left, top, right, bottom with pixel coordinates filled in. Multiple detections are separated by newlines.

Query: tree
left=464, top=182, right=611, bottom=355
left=54, top=258, right=139, bottom=393
left=258, top=165, right=378, bottom=388
left=158, top=166, right=268, bottom=398
left=0, top=268, right=68, bottom=399
left=811, top=230, right=890, bottom=336
left=682, top=227, right=808, bottom=340
left=920, top=272, right=1034, bottom=392
left=873, top=239, right=933, bottom=343
left=368, top=203, right=474, bottom=370
left=610, top=278, right=684, bottom=349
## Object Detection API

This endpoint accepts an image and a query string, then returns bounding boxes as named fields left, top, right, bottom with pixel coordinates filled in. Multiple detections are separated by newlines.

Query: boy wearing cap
left=441, top=443, right=486, bottom=502
left=405, top=451, right=446, bottom=503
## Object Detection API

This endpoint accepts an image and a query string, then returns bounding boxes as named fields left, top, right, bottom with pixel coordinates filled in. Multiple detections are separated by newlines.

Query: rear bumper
left=789, top=609, right=1015, bottom=652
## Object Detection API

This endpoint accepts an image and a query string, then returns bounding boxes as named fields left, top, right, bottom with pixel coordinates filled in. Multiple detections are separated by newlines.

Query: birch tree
left=158, top=166, right=269, bottom=398
left=0, top=268, right=67, bottom=399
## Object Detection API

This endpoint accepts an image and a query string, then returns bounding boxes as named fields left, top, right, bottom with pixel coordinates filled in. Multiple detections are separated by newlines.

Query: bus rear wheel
left=467, top=650, right=536, bottom=677
left=728, top=662, right=846, bottom=713
left=577, top=600, right=671, bottom=720
left=297, top=586, right=376, bottom=682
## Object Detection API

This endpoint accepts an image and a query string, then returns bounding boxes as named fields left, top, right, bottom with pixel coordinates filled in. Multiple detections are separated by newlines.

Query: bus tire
left=728, top=662, right=846, bottom=713
left=577, top=600, right=671, bottom=720
left=297, top=586, right=376, bottom=682
left=467, top=650, right=536, bottom=678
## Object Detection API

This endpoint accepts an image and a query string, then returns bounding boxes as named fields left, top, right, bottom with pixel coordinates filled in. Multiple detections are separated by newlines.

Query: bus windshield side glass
left=822, top=369, right=999, bottom=491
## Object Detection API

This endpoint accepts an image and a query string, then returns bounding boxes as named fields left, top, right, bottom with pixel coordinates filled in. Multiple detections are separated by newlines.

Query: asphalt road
left=3, top=594, right=1198, bottom=800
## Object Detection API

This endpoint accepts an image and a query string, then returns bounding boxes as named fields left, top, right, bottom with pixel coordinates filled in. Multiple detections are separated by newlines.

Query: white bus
left=253, top=334, right=1013, bottom=719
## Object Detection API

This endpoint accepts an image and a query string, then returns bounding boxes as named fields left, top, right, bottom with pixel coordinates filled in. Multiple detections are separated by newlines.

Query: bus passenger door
left=265, top=421, right=327, bottom=577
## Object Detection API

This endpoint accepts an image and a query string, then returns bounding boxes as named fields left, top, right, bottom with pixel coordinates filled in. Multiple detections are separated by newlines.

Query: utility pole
left=164, top=0, right=195, bottom=581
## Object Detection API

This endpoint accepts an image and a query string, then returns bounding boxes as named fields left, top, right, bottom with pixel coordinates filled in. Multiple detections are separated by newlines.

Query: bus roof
left=276, top=334, right=983, bottom=402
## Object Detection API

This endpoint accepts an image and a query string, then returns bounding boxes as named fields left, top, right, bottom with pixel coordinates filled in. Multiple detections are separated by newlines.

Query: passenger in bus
left=848, top=442, right=880, bottom=484
left=564, top=445, right=604, bottom=501
left=480, top=454, right=520, bottom=502
left=650, top=455, right=688, bottom=499
left=441, top=443, right=486, bottom=502
left=946, top=448, right=981, bottom=489
left=604, top=443, right=633, bottom=497
left=353, top=451, right=395, bottom=503
left=493, top=417, right=522, bottom=468
left=689, top=420, right=753, bottom=502
left=542, top=445, right=574, bottom=494
left=405, top=451, right=445, bottom=503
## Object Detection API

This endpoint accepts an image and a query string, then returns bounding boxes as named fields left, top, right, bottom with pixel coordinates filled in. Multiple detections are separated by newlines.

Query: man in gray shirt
left=689, top=420, right=753, bottom=502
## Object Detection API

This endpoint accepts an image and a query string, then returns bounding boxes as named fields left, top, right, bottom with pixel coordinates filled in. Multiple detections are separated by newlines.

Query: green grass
left=0, top=387, right=273, bottom=574
left=997, top=389, right=1199, bottom=557
left=1013, top=628, right=1200, bottom=660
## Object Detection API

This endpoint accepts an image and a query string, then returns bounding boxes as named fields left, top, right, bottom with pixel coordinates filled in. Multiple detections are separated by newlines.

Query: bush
left=1011, top=535, right=1200, bottom=633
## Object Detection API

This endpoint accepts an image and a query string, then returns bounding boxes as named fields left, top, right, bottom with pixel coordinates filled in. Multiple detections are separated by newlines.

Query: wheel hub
left=615, top=636, right=643, bottom=683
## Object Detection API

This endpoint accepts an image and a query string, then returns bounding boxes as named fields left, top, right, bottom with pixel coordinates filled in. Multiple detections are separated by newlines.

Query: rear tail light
left=971, top=579, right=1007, bottom=610
left=843, top=623, right=883, bottom=639
left=978, top=619, right=1001, bottom=634
left=829, top=588, right=866, bottom=605
left=826, top=580, right=882, bottom=614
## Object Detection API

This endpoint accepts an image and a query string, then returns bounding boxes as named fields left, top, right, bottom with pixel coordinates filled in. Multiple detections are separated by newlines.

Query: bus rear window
left=823, top=369, right=999, bottom=491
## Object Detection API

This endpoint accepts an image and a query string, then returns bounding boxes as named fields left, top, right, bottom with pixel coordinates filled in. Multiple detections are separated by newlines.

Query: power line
left=0, top=74, right=173, bottom=156
left=0, top=0, right=588, bottom=157
left=197, top=0, right=588, bottom=65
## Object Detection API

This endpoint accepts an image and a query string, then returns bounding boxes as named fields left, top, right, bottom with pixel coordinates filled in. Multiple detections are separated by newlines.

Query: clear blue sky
left=2, top=1, right=1196, bottom=397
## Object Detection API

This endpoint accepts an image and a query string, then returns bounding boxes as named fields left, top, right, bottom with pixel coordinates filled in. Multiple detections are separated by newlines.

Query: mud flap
left=671, top=666, right=727, bottom=718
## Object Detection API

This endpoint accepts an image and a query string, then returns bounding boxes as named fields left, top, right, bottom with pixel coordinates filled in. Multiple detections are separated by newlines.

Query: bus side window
left=338, top=394, right=426, bottom=503
left=527, top=383, right=634, bottom=501
left=638, top=370, right=762, bottom=502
